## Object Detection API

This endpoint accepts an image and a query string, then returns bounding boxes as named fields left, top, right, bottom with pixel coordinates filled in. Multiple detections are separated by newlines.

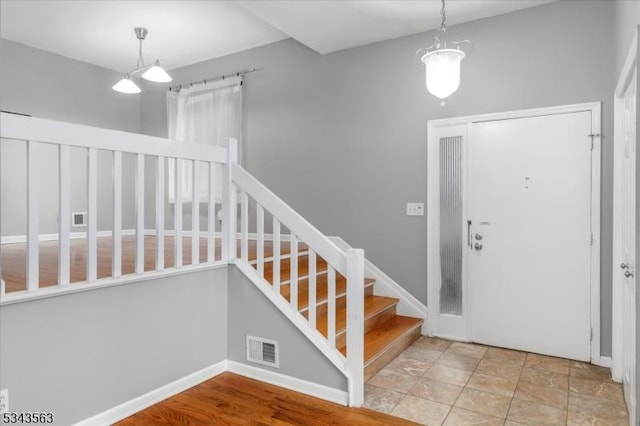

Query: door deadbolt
left=474, top=242, right=483, bottom=250
left=621, top=263, right=630, bottom=270
left=475, top=233, right=483, bottom=241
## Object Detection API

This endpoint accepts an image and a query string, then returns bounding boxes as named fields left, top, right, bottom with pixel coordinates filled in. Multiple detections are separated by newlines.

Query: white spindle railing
left=0, top=112, right=228, bottom=300
left=230, top=163, right=365, bottom=406
left=0, top=113, right=365, bottom=407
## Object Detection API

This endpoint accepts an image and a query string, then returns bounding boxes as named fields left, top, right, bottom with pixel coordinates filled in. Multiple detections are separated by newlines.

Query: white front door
left=468, top=112, right=593, bottom=361
left=619, top=73, right=637, bottom=423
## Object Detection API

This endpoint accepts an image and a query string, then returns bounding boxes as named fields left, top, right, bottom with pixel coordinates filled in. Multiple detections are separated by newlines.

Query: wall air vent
left=246, top=336, right=279, bottom=368
left=71, top=212, right=87, bottom=227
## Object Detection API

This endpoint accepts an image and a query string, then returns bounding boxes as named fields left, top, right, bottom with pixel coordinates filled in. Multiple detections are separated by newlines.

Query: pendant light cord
left=440, top=0, right=447, bottom=31
left=137, top=38, right=145, bottom=69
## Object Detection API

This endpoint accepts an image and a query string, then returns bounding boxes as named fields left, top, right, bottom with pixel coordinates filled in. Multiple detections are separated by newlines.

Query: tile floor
left=364, top=337, right=628, bottom=425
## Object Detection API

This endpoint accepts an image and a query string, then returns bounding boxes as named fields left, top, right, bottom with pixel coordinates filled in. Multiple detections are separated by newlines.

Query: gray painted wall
left=0, top=39, right=140, bottom=236
left=140, top=1, right=616, bottom=355
left=0, top=268, right=228, bottom=425
left=227, top=266, right=347, bottom=391
left=614, top=1, right=640, bottom=79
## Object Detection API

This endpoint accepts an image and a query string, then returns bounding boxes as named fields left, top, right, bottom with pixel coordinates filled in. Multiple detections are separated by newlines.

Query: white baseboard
left=1, top=230, right=134, bottom=245
left=226, top=360, right=348, bottom=406
left=75, top=359, right=348, bottom=425
left=75, top=361, right=227, bottom=426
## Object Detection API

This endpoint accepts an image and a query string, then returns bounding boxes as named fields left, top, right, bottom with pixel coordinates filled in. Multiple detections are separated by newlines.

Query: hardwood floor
left=1, top=235, right=221, bottom=293
left=117, top=372, right=418, bottom=426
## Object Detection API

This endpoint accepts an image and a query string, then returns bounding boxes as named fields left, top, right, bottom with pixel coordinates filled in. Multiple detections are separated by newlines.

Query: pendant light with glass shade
left=112, top=27, right=172, bottom=94
left=417, top=0, right=472, bottom=100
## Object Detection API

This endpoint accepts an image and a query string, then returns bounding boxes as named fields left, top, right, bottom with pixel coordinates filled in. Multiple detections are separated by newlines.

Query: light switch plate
left=406, top=202, right=424, bottom=216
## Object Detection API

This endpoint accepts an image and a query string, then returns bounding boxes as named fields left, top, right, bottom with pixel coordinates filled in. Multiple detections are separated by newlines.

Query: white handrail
left=0, top=113, right=226, bottom=163
left=231, top=164, right=348, bottom=275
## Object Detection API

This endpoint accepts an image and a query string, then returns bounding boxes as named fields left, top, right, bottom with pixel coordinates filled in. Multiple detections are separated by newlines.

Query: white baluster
left=87, top=148, right=98, bottom=282
left=112, top=151, right=122, bottom=278
left=191, top=160, right=200, bottom=265
left=241, top=192, right=249, bottom=262
left=257, top=204, right=264, bottom=277
left=58, top=145, right=70, bottom=285
left=308, top=249, right=317, bottom=329
left=273, top=218, right=281, bottom=294
left=346, top=248, right=365, bottom=407
left=208, top=161, right=216, bottom=263
left=327, top=266, right=336, bottom=347
left=290, top=233, right=298, bottom=310
left=222, top=138, right=238, bottom=262
left=26, top=140, right=39, bottom=290
left=175, top=158, right=183, bottom=268
left=135, top=153, right=144, bottom=274
left=156, top=156, right=165, bottom=271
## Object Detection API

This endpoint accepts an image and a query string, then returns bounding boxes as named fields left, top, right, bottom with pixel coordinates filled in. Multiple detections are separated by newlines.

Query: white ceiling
left=0, top=1, right=288, bottom=72
left=1, top=0, right=556, bottom=73
left=235, top=0, right=556, bottom=55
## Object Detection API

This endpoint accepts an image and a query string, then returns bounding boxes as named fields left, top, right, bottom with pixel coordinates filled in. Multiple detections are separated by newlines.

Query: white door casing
left=621, top=72, right=637, bottom=426
left=612, top=29, right=637, bottom=426
left=427, top=102, right=602, bottom=363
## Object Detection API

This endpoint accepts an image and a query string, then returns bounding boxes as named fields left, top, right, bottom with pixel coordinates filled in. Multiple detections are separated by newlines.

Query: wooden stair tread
left=360, top=315, right=423, bottom=365
left=262, top=263, right=330, bottom=283
left=239, top=240, right=309, bottom=262
left=279, top=276, right=376, bottom=310
left=315, top=295, right=398, bottom=338
left=239, top=237, right=426, bottom=381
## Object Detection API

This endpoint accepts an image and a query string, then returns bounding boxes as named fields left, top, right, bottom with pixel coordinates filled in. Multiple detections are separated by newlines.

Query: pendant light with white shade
left=418, top=0, right=472, bottom=100
left=112, top=27, right=172, bottom=94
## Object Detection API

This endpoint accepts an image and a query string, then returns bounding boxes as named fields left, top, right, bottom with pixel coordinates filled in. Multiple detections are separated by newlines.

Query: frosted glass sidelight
left=439, top=136, right=463, bottom=315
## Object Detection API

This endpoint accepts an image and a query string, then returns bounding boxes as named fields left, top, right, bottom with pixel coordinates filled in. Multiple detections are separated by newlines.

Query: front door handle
left=625, top=271, right=634, bottom=278
left=474, top=242, right=483, bottom=250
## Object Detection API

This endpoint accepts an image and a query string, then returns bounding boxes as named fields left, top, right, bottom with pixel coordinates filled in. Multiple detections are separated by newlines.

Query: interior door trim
left=427, top=101, right=603, bottom=364
left=611, top=27, right=637, bottom=409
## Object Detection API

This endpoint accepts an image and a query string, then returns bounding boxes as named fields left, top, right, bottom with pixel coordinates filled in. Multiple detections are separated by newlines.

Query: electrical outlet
left=406, top=202, right=424, bottom=216
left=0, top=388, right=8, bottom=414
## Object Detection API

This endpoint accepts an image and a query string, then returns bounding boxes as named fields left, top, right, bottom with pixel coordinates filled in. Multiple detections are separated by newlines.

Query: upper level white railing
left=0, top=112, right=230, bottom=300
left=0, top=113, right=365, bottom=406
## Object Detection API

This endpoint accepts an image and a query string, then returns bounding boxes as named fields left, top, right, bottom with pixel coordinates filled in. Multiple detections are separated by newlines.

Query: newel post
left=222, top=138, right=238, bottom=263
left=346, top=248, right=365, bottom=407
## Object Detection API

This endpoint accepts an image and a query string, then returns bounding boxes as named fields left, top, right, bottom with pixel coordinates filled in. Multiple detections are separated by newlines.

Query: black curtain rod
left=168, top=68, right=258, bottom=92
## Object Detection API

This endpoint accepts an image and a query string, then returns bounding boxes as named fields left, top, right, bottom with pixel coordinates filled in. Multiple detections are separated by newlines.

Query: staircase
left=249, top=241, right=423, bottom=381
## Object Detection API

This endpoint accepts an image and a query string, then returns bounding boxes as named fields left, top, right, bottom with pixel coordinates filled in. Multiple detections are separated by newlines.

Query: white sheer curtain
left=166, top=76, right=243, bottom=202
